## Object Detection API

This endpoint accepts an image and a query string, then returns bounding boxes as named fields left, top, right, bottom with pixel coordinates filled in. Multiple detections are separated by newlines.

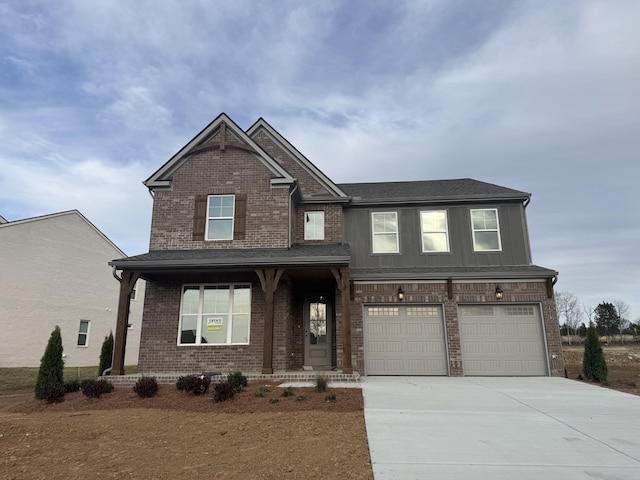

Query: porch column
left=332, top=268, right=353, bottom=374
left=256, top=268, right=285, bottom=374
left=112, top=270, right=140, bottom=375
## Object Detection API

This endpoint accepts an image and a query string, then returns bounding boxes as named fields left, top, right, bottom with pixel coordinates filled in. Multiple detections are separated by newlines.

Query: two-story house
left=109, top=113, right=564, bottom=378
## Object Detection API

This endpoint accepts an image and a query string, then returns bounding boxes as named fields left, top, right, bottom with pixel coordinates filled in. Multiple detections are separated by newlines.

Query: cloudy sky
left=1, top=0, right=638, bottom=321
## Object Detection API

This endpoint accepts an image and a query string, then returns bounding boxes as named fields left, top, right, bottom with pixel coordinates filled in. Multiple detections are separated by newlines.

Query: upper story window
left=178, top=284, right=251, bottom=346
left=470, top=208, right=502, bottom=251
left=304, top=211, right=325, bottom=240
left=77, top=320, right=90, bottom=347
left=372, top=212, right=399, bottom=253
left=206, top=195, right=235, bottom=240
left=420, top=210, right=450, bottom=252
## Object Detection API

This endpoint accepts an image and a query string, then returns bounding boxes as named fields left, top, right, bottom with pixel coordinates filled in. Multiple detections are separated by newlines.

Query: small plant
left=269, top=398, right=279, bottom=404
left=296, top=395, right=307, bottom=402
left=213, top=381, right=235, bottom=402
left=133, top=376, right=159, bottom=398
left=98, top=331, right=114, bottom=376
left=82, top=379, right=114, bottom=398
left=254, top=386, right=270, bottom=398
left=38, top=384, right=66, bottom=404
left=282, top=386, right=295, bottom=397
left=314, top=374, right=329, bottom=393
left=184, top=375, right=211, bottom=395
left=325, top=393, right=337, bottom=403
left=64, top=379, right=81, bottom=393
left=624, top=381, right=637, bottom=388
left=176, top=375, right=190, bottom=391
left=227, top=371, right=248, bottom=392
left=35, top=326, right=64, bottom=400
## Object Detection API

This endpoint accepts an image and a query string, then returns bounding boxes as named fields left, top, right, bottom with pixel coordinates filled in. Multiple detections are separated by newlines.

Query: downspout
left=103, top=266, right=122, bottom=376
left=288, top=183, right=299, bottom=248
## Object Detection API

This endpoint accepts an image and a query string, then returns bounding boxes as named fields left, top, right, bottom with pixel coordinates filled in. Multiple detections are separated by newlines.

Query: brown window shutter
left=233, top=193, right=247, bottom=240
left=193, top=195, right=207, bottom=241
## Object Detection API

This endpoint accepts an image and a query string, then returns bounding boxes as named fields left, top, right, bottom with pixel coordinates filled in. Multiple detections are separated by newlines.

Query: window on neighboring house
left=206, top=195, right=235, bottom=240
left=470, top=208, right=502, bottom=251
left=304, top=211, right=325, bottom=240
left=178, top=284, right=251, bottom=346
left=420, top=210, right=450, bottom=252
left=372, top=212, right=399, bottom=253
left=130, top=281, right=137, bottom=301
left=77, top=320, right=90, bottom=347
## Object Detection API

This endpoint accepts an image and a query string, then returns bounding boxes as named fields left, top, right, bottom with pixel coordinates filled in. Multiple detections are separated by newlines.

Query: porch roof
left=109, top=243, right=351, bottom=273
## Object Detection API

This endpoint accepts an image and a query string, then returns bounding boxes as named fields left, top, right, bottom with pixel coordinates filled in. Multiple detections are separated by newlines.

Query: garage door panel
left=459, top=304, right=547, bottom=376
left=364, top=305, right=447, bottom=375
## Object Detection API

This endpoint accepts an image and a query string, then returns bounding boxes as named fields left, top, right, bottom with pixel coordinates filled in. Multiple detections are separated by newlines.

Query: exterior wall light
left=495, top=285, right=503, bottom=300
left=397, top=287, right=405, bottom=301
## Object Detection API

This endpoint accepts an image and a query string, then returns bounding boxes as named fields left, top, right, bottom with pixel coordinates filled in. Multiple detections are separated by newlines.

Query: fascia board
left=347, top=193, right=530, bottom=207
left=145, top=113, right=294, bottom=189
left=110, top=255, right=351, bottom=270
left=350, top=271, right=557, bottom=281
left=247, top=119, right=348, bottom=198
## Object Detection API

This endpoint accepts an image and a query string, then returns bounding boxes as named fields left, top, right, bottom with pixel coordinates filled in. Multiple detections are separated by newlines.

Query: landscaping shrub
left=64, top=379, right=81, bottom=393
left=213, top=381, right=235, bottom=402
left=184, top=375, right=211, bottom=395
left=583, top=323, right=607, bottom=382
left=325, top=393, right=337, bottom=403
left=133, top=376, right=159, bottom=398
left=38, top=384, right=66, bottom=404
left=176, top=375, right=190, bottom=391
left=82, top=379, right=114, bottom=398
left=314, top=374, right=329, bottom=393
left=227, top=371, right=248, bottom=392
left=254, top=386, right=270, bottom=398
left=98, top=331, right=114, bottom=376
left=35, top=326, right=64, bottom=400
left=282, top=386, right=295, bottom=397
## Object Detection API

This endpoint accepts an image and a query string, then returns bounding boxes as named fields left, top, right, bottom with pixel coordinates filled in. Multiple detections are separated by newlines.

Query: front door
left=304, top=294, right=332, bottom=368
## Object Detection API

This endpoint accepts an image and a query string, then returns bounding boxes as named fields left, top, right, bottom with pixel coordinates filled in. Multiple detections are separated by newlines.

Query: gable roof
left=0, top=215, right=7, bottom=224
left=338, top=178, right=531, bottom=205
left=0, top=210, right=126, bottom=256
left=247, top=117, right=348, bottom=199
left=144, top=113, right=295, bottom=191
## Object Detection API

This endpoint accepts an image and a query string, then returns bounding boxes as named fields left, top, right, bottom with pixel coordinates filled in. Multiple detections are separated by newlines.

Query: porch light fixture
left=495, top=285, right=503, bottom=300
left=397, top=287, right=405, bottom=301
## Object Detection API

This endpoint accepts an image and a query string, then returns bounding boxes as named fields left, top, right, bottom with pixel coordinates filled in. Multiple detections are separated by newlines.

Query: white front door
left=304, top=294, right=332, bottom=368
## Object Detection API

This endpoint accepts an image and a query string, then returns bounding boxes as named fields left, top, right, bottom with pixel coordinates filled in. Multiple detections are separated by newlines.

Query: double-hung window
left=304, top=211, right=325, bottom=240
left=77, top=320, right=90, bottom=346
left=372, top=212, right=399, bottom=253
left=420, top=210, right=449, bottom=252
left=470, top=208, right=502, bottom=251
left=178, top=284, right=251, bottom=345
left=206, top=195, right=234, bottom=240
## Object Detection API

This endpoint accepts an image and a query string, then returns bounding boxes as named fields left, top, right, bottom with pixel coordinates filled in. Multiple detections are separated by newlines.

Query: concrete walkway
left=361, top=377, right=640, bottom=479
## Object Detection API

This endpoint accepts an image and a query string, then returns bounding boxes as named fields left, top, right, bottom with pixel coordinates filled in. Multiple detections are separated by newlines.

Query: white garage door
left=458, top=304, right=548, bottom=376
left=364, top=305, right=448, bottom=375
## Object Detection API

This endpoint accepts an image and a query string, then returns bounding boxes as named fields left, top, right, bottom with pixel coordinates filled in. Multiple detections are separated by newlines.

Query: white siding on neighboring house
left=0, top=211, right=144, bottom=367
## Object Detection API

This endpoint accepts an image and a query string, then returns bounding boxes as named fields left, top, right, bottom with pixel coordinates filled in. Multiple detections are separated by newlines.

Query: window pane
left=422, top=211, right=445, bottom=231
left=203, top=287, right=229, bottom=314
left=79, top=320, right=89, bottom=334
left=304, top=212, right=324, bottom=240
left=231, top=314, right=250, bottom=343
left=77, top=334, right=87, bottom=346
left=201, top=315, right=228, bottom=344
left=483, top=210, right=497, bottom=229
left=423, top=232, right=447, bottom=252
left=233, top=286, right=251, bottom=314
left=373, top=213, right=396, bottom=233
left=471, top=210, right=485, bottom=229
left=373, top=233, right=398, bottom=253
left=207, top=219, right=233, bottom=240
left=180, top=315, right=198, bottom=344
left=182, top=287, right=199, bottom=314
left=474, top=231, right=500, bottom=250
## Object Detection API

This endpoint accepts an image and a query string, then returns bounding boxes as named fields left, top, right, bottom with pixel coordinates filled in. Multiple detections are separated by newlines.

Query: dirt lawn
left=0, top=382, right=373, bottom=480
left=563, top=342, right=640, bottom=396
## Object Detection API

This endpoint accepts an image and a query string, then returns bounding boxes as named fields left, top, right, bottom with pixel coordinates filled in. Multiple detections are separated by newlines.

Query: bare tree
left=555, top=291, right=582, bottom=345
left=613, top=299, right=631, bottom=343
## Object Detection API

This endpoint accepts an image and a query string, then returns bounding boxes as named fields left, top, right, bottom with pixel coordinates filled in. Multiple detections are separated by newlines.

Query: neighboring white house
left=0, top=210, right=144, bottom=368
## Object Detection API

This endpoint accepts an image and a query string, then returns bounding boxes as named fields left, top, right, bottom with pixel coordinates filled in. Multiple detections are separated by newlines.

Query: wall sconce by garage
left=495, top=285, right=504, bottom=300
left=397, top=287, right=405, bottom=301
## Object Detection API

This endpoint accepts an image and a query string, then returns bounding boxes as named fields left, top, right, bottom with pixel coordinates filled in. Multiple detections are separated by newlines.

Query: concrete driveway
left=361, top=377, right=640, bottom=479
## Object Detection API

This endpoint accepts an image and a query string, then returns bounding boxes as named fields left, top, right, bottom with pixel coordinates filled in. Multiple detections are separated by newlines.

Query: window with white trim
left=178, top=284, right=251, bottom=345
left=420, top=210, right=450, bottom=252
left=470, top=208, right=502, bottom=251
left=372, top=212, right=399, bottom=253
left=77, top=320, right=90, bottom=347
left=304, top=211, right=325, bottom=240
left=206, top=195, right=235, bottom=240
